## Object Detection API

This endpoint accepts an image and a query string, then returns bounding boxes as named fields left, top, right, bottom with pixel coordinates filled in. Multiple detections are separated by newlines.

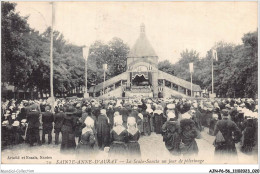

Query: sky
left=15, top=1, right=257, bottom=64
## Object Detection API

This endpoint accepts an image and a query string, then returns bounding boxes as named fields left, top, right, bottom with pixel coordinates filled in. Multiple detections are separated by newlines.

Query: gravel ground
left=1, top=128, right=257, bottom=164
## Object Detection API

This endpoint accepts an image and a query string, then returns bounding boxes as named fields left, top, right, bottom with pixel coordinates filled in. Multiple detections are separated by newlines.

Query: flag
left=212, top=49, right=218, bottom=61
left=103, top=64, right=107, bottom=71
left=189, top=62, right=194, bottom=73
left=82, top=46, right=89, bottom=60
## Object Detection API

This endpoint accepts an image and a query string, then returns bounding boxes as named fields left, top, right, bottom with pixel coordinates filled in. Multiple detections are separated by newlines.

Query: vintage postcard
left=1, top=1, right=258, bottom=172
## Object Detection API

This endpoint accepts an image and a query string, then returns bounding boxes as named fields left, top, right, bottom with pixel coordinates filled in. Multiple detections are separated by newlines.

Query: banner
left=189, top=62, right=194, bottom=73
left=212, top=49, right=218, bottom=61
left=103, top=64, right=107, bottom=71
left=82, top=46, right=89, bottom=60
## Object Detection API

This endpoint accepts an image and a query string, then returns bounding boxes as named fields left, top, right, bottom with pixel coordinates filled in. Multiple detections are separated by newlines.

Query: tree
left=1, top=2, right=30, bottom=85
left=158, top=60, right=175, bottom=75
left=87, top=38, right=130, bottom=85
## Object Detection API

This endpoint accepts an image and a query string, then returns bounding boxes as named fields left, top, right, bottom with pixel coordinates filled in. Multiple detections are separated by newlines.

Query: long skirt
left=214, top=142, right=238, bottom=162
left=154, top=116, right=163, bottom=134
left=127, top=141, right=141, bottom=159
left=76, top=143, right=96, bottom=159
left=143, top=121, right=151, bottom=136
left=109, top=142, right=127, bottom=159
left=61, top=131, right=76, bottom=153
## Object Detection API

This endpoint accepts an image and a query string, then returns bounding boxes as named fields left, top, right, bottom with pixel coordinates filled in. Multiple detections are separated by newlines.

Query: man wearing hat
left=213, top=109, right=242, bottom=160
left=54, top=107, right=65, bottom=145
left=42, top=105, right=54, bottom=144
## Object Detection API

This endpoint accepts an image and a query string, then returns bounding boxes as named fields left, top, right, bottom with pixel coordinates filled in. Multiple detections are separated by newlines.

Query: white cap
left=167, top=112, right=175, bottom=119
left=138, top=113, right=143, bottom=120
left=127, top=117, right=136, bottom=125
left=182, top=112, right=191, bottom=119
left=12, top=121, right=20, bottom=127
left=114, top=115, right=123, bottom=125
left=84, top=117, right=94, bottom=128
left=100, top=109, right=106, bottom=115
left=146, top=108, right=153, bottom=114
left=167, top=104, right=175, bottom=110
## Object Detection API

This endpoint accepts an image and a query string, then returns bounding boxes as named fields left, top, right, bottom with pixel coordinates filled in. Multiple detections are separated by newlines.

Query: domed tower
left=126, top=23, right=159, bottom=97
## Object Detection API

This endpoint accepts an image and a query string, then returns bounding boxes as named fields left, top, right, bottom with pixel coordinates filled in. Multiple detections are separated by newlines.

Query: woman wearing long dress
left=77, top=117, right=96, bottom=159
left=127, top=117, right=141, bottom=159
left=154, top=105, right=164, bottom=134
left=109, top=115, right=128, bottom=159
left=60, top=105, right=77, bottom=153
left=162, top=111, right=181, bottom=156
left=180, top=113, right=199, bottom=156
left=143, top=108, right=151, bottom=136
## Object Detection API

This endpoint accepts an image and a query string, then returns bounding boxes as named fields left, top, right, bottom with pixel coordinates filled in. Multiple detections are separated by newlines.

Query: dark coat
left=27, top=111, right=40, bottom=128
left=213, top=118, right=242, bottom=156
left=162, top=120, right=181, bottom=155
left=60, top=113, right=78, bottom=152
left=109, top=128, right=128, bottom=158
left=42, top=111, right=54, bottom=128
left=180, top=119, right=199, bottom=156
left=54, top=112, right=66, bottom=129
left=96, top=114, right=110, bottom=149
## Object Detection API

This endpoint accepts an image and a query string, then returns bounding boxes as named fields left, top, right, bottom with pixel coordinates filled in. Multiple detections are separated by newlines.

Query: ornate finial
left=140, top=23, right=145, bottom=34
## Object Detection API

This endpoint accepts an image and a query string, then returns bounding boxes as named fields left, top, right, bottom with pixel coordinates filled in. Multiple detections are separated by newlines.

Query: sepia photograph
left=0, top=0, right=259, bottom=172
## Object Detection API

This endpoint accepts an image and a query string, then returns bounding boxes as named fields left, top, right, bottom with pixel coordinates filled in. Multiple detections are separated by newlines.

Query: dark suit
left=42, top=111, right=54, bottom=144
left=27, top=111, right=41, bottom=146
left=54, top=112, right=65, bottom=144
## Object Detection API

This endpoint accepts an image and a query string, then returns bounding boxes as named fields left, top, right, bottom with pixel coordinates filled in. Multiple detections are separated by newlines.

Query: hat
left=66, top=105, right=76, bottom=113
left=146, top=108, right=153, bottom=114
left=82, top=106, right=87, bottom=111
left=2, top=120, right=9, bottom=126
left=12, top=121, right=20, bottom=127
left=225, top=104, right=231, bottom=109
left=21, top=119, right=27, bottom=123
left=221, top=109, right=229, bottom=117
left=167, top=104, right=175, bottom=110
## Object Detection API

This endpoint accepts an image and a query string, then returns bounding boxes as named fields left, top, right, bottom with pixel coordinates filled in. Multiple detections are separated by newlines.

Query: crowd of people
left=1, top=97, right=258, bottom=160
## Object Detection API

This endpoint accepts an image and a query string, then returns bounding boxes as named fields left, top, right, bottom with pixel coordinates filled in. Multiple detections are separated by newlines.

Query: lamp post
left=189, top=62, right=194, bottom=97
left=83, top=46, right=89, bottom=98
left=103, top=64, right=107, bottom=95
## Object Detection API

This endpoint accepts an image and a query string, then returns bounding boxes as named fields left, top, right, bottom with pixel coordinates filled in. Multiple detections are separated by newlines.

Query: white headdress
left=182, top=112, right=191, bottom=119
left=138, top=113, right=143, bottom=120
left=167, top=112, right=175, bottom=120
left=114, top=115, right=123, bottom=126
left=82, top=117, right=94, bottom=134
